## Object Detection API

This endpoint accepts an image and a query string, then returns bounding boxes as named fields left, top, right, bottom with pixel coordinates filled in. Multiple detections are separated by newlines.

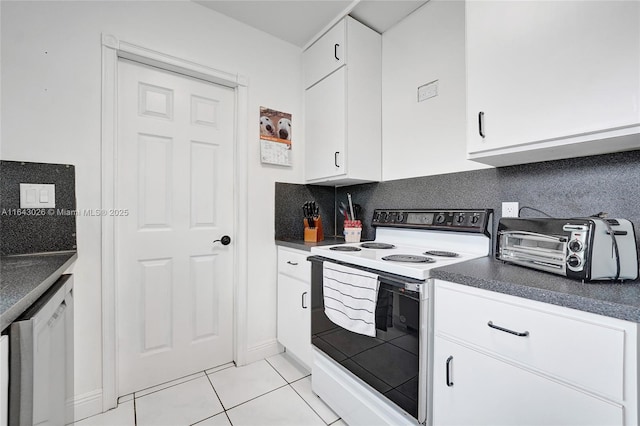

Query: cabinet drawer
left=303, top=19, right=346, bottom=88
left=277, top=247, right=311, bottom=281
left=434, top=281, right=626, bottom=400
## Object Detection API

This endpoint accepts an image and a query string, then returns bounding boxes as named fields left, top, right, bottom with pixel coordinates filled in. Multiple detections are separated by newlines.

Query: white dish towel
left=323, top=262, right=380, bottom=337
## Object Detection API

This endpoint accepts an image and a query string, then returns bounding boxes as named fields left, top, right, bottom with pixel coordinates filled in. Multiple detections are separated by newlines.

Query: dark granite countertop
left=0, top=251, right=77, bottom=331
left=275, top=237, right=348, bottom=252
left=431, top=257, right=640, bottom=322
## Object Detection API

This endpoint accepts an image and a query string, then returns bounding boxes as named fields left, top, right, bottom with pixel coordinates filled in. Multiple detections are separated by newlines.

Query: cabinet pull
left=334, top=152, right=340, bottom=167
left=487, top=321, right=529, bottom=337
left=301, top=291, right=308, bottom=309
left=334, top=43, right=340, bottom=60
left=446, top=356, right=454, bottom=387
left=286, top=261, right=298, bottom=266
left=478, top=111, right=485, bottom=138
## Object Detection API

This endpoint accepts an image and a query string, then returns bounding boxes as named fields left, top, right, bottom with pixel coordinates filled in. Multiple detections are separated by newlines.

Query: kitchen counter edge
left=0, top=251, right=77, bottom=331
left=275, top=238, right=345, bottom=252
left=431, top=257, right=640, bottom=323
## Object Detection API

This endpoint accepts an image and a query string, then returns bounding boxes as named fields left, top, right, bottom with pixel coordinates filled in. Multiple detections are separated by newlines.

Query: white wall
left=1, top=0, right=303, bottom=417
left=381, top=0, right=491, bottom=181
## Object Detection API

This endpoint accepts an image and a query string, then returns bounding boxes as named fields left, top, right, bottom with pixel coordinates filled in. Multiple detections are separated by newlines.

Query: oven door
left=309, top=255, right=428, bottom=424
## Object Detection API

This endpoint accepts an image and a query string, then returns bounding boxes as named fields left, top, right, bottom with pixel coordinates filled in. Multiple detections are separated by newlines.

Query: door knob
left=213, top=235, right=231, bottom=246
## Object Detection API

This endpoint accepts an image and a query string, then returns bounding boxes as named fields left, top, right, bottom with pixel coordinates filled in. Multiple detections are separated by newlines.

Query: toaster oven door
left=498, top=231, right=567, bottom=275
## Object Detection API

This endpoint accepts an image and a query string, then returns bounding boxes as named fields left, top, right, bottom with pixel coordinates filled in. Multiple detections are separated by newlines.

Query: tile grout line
left=266, top=356, right=331, bottom=424
left=204, top=370, right=228, bottom=412
left=288, top=378, right=334, bottom=426
left=223, top=381, right=291, bottom=412
left=264, top=356, right=291, bottom=384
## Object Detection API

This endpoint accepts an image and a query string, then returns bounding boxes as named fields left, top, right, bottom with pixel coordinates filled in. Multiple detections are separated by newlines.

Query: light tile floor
left=74, top=353, right=346, bottom=426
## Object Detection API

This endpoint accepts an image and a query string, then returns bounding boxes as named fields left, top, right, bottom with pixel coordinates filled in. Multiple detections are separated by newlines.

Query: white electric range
left=308, top=209, right=493, bottom=426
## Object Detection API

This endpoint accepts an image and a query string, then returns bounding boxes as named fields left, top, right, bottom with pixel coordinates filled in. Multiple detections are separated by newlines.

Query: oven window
left=311, top=262, right=420, bottom=419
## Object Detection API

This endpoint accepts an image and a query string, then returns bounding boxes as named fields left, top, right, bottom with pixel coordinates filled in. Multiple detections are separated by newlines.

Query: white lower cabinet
left=276, top=247, right=311, bottom=369
left=433, top=337, right=623, bottom=425
left=433, top=279, right=638, bottom=425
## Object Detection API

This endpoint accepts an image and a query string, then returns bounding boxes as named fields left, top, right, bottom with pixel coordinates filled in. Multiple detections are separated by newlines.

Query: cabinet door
left=433, top=337, right=623, bottom=426
left=303, top=20, right=346, bottom=88
left=305, top=67, right=347, bottom=182
left=277, top=274, right=311, bottom=368
left=467, top=1, right=640, bottom=154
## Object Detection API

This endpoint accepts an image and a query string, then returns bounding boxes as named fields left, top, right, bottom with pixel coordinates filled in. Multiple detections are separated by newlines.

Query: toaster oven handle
left=500, top=230, right=568, bottom=243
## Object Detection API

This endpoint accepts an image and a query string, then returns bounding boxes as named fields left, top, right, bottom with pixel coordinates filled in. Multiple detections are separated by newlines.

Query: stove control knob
left=567, top=255, right=582, bottom=269
left=436, top=214, right=446, bottom=224
left=397, top=213, right=405, bottom=223
left=568, top=239, right=583, bottom=253
left=471, top=215, right=480, bottom=224
left=456, top=215, right=465, bottom=224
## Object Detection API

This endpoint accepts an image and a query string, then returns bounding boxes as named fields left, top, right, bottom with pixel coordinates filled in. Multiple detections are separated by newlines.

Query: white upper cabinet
left=466, top=1, right=640, bottom=167
left=304, top=16, right=382, bottom=185
left=303, top=21, right=345, bottom=90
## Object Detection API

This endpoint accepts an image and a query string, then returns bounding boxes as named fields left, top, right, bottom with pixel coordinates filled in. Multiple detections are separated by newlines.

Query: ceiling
left=194, top=1, right=429, bottom=48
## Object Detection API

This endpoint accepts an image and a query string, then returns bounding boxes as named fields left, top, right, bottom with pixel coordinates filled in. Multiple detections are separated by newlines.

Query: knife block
left=304, top=216, right=324, bottom=242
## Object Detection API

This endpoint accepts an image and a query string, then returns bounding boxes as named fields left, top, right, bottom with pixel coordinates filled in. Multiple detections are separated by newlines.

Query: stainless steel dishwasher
left=9, top=274, right=73, bottom=426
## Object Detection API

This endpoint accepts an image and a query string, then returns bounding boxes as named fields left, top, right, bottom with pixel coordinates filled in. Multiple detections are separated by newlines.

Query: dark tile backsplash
left=276, top=150, right=640, bottom=252
left=1, top=161, right=77, bottom=255
left=274, top=183, right=335, bottom=240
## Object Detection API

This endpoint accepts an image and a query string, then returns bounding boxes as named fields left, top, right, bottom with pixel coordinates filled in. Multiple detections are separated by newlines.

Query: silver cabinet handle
left=487, top=321, right=529, bottom=337
left=334, top=152, right=340, bottom=167
left=286, top=261, right=298, bottom=266
left=334, top=43, right=340, bottom=60
left=446, top=356, right=454, bottom=387
left=301, top=291, right=308, bottom=309
left=478, top=111, right=485, bottom=138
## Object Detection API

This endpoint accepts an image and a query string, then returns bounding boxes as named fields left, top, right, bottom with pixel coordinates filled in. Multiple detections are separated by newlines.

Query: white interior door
left=116, top=59, right=235, bottom=395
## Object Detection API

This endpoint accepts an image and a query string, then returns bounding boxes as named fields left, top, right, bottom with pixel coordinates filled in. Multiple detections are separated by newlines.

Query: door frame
left=100, top=33, right=249, bottom=411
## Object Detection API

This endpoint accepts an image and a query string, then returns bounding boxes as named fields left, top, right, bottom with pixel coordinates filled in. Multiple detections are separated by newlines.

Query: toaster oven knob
left=568, top=239, right=584, bottom=253
left=567, top=255, right=582, bottom=268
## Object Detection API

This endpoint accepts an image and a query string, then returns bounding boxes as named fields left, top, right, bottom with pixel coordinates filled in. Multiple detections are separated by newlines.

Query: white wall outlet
left=417, top=80, right=438, bottom=102
left=502, top=202, right=519, bottom=218
left=20, top=183, right=55, bottom=208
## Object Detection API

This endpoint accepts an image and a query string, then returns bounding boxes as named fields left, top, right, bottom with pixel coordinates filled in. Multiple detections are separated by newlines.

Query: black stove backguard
left=309, top=256, right=422, bottom=420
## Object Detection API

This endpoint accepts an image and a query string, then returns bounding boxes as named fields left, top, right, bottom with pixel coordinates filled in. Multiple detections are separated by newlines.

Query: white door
left=116, top=59, right=235, bottom=395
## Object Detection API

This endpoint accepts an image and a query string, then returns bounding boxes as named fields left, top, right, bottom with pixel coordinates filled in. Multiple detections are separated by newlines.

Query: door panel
left=117, top=59, right=235, bottom=395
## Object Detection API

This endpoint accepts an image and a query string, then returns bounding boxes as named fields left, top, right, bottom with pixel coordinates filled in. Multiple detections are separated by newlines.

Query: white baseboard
left=243, top=339, right=283, bottom=365
left=69, top=388, right=103, bottom=423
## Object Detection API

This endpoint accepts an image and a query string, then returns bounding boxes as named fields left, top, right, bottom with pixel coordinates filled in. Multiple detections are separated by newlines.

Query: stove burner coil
left=360, top=242, right=396, bottom=249
left=382, top=254, right=435, bottom=263
left=423, top=250, right=459, bottom=258
left=329, top=246, right=362, bottom=252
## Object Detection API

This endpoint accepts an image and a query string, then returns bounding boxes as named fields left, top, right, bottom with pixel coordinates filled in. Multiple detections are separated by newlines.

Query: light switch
left=20, top=183, right=55, bottom=208
left=26, top=189, right=37, bottom=204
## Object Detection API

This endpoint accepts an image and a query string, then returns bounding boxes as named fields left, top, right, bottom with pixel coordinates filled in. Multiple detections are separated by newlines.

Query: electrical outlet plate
left=417, top=80, right=438, bottom=102
left=502, top=202, right=519, bottom=218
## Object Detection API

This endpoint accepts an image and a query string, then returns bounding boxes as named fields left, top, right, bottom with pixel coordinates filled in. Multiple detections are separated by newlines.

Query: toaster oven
left=497, top=217, right=638, bottom=281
